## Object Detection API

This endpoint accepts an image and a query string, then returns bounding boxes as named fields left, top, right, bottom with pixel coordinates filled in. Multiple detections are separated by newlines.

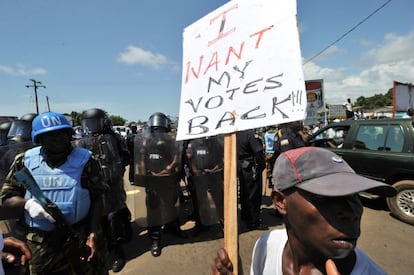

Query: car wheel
left=386, top=180, right=414, bottom=225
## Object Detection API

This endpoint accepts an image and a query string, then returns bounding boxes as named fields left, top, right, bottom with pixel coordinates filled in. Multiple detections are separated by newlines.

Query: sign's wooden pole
left=224, top=133, right=238, bottom=274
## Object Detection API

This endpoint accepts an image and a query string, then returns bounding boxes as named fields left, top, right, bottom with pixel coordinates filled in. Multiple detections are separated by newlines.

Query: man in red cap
left=211, top=147, right=396, bottom=275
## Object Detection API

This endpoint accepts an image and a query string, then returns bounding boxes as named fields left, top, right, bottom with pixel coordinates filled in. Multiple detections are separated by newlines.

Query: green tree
left=355, top=96, right=368, bottom=108
left=67, top=111, right=127, bottom=126
left=354, top=88, right=393, bottom=109
left=109, top=115, right=126, bottom=126
left=64, top=111, right=82, bottom=126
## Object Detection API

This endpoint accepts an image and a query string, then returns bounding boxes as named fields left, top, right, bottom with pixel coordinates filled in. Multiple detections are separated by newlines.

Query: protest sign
left=304, top=79, right=324, bottom=125
left=393, top=81, right=414, bottom=113
left=177, top=0, right=306, bottom=140
left=328, top=104, right=347, bottom=120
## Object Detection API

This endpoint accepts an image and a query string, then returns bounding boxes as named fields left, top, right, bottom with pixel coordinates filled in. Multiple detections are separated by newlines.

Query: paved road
left=112, top=173, right=414, bottom=275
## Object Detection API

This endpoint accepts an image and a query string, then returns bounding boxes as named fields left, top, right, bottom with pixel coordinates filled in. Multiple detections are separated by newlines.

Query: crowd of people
left=0, top=108, right=397, bottom=274
left=0, top=109, right=228, bottom=273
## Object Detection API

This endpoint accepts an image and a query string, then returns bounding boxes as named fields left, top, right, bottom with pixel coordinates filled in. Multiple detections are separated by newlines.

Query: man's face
left=39, top=129, right=71, bottom=154
left=285, top=189, right=363, bottom=259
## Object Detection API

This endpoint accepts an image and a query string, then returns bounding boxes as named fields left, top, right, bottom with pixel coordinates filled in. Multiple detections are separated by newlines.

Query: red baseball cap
left=273, top=147, right=396, bottom=197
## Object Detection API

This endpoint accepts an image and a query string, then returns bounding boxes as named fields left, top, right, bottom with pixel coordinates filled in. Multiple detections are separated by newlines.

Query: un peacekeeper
left=0, top=112, right=109, bottom=275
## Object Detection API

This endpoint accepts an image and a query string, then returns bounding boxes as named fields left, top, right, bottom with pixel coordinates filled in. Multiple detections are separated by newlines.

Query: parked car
left=307, top=119, right=414, bottom=225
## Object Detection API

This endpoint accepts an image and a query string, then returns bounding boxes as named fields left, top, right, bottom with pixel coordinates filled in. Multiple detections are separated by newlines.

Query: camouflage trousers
left=26, top=227, right=108, bottom=275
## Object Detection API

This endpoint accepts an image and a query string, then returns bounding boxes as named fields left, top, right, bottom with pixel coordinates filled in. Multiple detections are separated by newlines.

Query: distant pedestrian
left=344, top=98, right=354, bottom=119
left=402, top=108, right=414, bottom=119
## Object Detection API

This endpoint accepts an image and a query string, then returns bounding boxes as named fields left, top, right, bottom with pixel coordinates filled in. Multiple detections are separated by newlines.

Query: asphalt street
left=112, top=170, right=414, bottom=275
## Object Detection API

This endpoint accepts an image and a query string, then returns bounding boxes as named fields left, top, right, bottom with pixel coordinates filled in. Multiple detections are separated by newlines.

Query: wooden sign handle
left=224, top=133, right=238, bottom=274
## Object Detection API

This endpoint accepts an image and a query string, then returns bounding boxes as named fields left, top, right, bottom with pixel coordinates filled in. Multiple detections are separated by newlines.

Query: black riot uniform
left=236, top=129, right=267, bottom=230
left=274, top=121, right=305, bottom=157
left=269, top=121, right=306, bottom=172
left=77, top=108, right=132, bottom=273
left=185, top=135, right=224, bottom=232
left=131, top=112, right=186, bottom=257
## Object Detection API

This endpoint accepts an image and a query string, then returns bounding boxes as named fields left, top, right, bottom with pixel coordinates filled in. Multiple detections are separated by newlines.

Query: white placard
left=177, top=0, right=306, bottom=140
left=394, top=81, right=414, bottom=112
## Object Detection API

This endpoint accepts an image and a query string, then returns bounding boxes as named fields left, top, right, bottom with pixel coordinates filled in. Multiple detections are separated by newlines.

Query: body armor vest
left=23, top=146, right=91, bottom=231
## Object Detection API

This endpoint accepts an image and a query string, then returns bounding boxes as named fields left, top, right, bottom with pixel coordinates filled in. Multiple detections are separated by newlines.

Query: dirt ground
left=3, top=170, right=413, bottom=275
left=112, top=189, right=414, bottom=275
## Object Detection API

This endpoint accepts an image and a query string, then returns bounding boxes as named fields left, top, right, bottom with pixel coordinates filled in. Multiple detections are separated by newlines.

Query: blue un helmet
left=31, top=112, right=74, bottom=143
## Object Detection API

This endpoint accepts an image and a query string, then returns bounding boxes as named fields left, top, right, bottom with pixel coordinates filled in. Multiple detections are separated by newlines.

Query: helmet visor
left=83, top=118, right=104, bottom=133
left=7, top=120, right=32, bottom=141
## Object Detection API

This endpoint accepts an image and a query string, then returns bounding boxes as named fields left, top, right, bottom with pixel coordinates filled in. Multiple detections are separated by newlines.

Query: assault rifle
left=14, top=167, right=72, bottom=232
left=14, top=167, right=91, bottom=257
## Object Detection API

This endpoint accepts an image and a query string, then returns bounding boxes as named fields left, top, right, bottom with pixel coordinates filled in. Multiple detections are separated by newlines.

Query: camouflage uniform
left=0, top=152, right=109, bottom=275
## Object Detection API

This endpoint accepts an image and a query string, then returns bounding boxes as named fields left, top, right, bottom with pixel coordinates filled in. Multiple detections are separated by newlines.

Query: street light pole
left=26, top=79, right=46, bottom=114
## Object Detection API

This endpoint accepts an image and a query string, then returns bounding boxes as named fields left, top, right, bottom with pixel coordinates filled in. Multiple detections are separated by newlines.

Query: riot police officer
left=131, top=112, right=186, bottom=257
left=185, top=135, right=224, bottom=233
left=0, top=114, right=37, bottom=189
left=6, top=113, right=37, bottom=144
left=236, top=129, right=267, bottom=230
left=77, top=108, right=131, bottom=273
left=270, top=120, right=306, bottom=167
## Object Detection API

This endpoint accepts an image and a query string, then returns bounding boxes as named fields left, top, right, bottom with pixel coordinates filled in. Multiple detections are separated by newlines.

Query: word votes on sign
left=182, top=61, right=303, bottom=135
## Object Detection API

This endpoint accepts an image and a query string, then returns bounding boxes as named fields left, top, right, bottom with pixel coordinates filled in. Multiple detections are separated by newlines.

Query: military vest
left=23, top=146, right=91, bottom=231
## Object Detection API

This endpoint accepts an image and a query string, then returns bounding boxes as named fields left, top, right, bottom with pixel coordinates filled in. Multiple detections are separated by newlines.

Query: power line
left=25, top=79, right=46, bottom=114
left=303, top=0, right=393, bottom=65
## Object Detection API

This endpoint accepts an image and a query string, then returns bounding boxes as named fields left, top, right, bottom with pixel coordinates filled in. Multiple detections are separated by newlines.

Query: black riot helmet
left=0, top=121, right=12, bottom=132
left=148, top=112, right=170, bottom=132
left=7, top=120, right=33, bottom=143
left=20, top=113, right=38, bottom=122
left=7, top=112, right=37, bottom=143
left=0, top=121, right=12, bottom=146
left=82, top=108, right=108, bottom=134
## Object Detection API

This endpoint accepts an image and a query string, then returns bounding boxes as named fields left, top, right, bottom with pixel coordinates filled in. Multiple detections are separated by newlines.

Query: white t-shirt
left=250, top=229, right=386, bottom=275
left=344, top=102, right=353, bottom=112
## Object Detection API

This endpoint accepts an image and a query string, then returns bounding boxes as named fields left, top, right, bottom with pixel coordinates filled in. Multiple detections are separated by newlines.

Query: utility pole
left=46, top=96, right=51, bottom=111
left=26, top=79, right=46, bottom=114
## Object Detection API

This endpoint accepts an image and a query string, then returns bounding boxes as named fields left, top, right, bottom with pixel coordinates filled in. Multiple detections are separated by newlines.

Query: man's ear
left=271, top=190, right=287, bottom=215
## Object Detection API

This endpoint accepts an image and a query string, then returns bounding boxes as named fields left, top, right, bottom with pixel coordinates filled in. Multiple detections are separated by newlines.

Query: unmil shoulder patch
left=280, top=139, right=289, bottom=146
